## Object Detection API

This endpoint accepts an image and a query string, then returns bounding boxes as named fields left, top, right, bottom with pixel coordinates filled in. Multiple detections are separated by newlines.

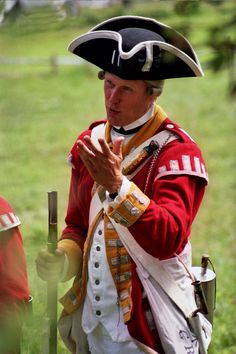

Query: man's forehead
left=105, top=72, right=145, bottom=88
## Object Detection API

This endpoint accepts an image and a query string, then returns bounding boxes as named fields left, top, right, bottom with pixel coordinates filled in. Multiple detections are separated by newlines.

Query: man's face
left=104, top=72, right=155, bottom=127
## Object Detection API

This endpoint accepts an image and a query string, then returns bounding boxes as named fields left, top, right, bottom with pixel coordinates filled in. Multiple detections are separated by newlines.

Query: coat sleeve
left=0, top=197, right=29, bottom=303
left=107, top=139, right=208, bottom=260
left=58, top=128, right=95, bottom=278
left=61, top=120, right=106, bottom=249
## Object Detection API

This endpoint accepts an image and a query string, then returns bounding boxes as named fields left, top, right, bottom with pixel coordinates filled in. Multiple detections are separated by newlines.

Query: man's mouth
left=108, top=107, right=120, bottom=116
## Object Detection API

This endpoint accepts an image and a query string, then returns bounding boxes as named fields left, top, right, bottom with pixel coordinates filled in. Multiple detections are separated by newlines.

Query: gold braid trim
left=104, top=213, right=133, bottom=322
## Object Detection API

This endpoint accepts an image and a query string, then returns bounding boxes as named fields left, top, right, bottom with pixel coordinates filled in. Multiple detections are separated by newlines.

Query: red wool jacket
left=61, top=117, right=208, bottom=352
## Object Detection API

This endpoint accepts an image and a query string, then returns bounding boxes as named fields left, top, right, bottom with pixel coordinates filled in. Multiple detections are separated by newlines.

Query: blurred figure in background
left=0, top=196, right=30, bottom=354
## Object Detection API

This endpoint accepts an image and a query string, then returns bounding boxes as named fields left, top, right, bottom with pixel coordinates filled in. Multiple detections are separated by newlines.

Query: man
left=36, top=16, right=211, bottom=354
left=0, top=196, right=30, bottom=353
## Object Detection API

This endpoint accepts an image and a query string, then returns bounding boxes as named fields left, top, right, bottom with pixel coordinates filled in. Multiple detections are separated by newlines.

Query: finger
left=36, top=249, right=64, bottom=268
left=37, top=268, right=61, bottom=282
left=78, top=150, right=96, bottom=171
left=37, top=252, right=56, bottom=264
left=35, top=258, right=51, bottom=280
left=77, top=139, right=95, bottom=158
left=35, top=254, right=64, bottom=281
left=83, top=135, right=101, bottom=155
left=98, top=138, right=112, bottom=156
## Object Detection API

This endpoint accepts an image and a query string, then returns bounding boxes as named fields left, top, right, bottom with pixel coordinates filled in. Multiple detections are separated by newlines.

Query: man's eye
left=105, top=80, right=114, bottom=88
left=123, top=87, right=132, bottom=93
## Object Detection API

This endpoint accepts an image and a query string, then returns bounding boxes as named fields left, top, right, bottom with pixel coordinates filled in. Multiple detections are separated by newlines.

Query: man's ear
left=146, top=87, right=161, bottom=98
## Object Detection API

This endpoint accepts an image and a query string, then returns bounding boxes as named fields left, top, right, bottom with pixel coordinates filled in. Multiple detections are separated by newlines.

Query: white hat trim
left=91, top=15, right=171, bottom=32
left=141, top=42, right=153, bottom=72
left=68, top=30, right=204, bottom=77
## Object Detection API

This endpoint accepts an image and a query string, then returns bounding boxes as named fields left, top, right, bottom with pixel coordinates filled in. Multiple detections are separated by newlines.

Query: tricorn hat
left=68, top=15, right=204, bottom=80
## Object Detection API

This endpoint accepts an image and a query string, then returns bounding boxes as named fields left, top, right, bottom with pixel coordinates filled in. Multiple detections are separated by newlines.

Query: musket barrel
left=46, top=191, right=58, bottom=354
left=48, top=191, right=58, bottom=251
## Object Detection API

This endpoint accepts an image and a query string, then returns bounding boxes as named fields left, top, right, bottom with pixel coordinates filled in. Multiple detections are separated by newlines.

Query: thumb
left=112, top=137, right=124, bottom=157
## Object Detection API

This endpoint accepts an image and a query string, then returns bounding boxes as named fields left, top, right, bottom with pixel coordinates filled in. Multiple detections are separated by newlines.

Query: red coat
left=0, top=197, right=29, bottom=313
left=61, top=117, right=208, bottom=352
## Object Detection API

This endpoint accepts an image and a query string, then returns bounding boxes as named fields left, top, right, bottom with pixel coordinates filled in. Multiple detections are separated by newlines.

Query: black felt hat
left=68, top=16, right=204, bottom=80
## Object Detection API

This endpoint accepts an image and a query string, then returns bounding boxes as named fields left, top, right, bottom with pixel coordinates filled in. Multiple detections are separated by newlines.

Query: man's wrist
left=107, top=177, right=123, bottom=196
left=107, top=177, right=132, bottom=204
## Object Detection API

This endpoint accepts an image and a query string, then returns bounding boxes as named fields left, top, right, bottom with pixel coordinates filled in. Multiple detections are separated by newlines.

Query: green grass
left=0, top=2, right=236, bottom=353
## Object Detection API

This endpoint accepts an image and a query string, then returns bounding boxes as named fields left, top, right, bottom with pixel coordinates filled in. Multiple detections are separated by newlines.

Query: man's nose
left=109, top=88, right=121, bottom=104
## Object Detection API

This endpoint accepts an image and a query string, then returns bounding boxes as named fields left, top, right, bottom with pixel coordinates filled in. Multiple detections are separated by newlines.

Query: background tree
left=207, top=13, right=236, bottom=95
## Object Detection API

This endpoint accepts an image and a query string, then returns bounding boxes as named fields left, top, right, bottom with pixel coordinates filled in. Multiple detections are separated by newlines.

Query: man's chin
left=107, top=116, right=120, bottom=127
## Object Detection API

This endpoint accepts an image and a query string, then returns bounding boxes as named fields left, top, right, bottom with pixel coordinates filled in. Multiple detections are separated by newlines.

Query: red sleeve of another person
left=0, top=197, right=29, bottom=310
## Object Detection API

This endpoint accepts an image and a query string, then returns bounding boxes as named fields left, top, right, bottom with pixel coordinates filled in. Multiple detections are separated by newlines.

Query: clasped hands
left=77, top=135, right=124, bottom=194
